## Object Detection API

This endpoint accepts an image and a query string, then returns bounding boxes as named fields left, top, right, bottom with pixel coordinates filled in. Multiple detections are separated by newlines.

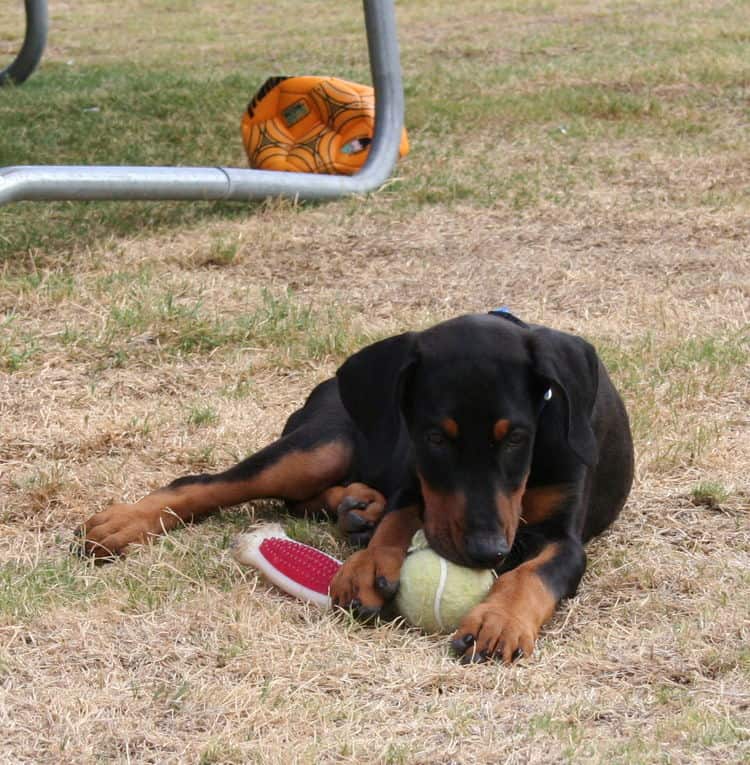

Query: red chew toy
left=259, top=537, right=341, bottom=596
left=231, top=525, right=342, bottom=607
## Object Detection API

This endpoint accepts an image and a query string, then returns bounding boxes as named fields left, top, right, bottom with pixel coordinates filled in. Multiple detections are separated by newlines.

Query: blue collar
left=488, top=306, right=530, bottom=329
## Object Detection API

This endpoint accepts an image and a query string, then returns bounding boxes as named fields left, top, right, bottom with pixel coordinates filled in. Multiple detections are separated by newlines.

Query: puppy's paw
left=451, top=602, right=537, bottom=665
left=329, top=545, right=404, bottom=619
left=335, top=484, right=386, bottom=547
left=74, top=502, right=171, bottom=560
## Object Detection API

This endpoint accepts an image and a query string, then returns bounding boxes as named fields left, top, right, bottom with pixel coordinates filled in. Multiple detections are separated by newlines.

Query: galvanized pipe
left=0, top=0, right=404, bottom=206
left=0, top=0, right=48, bottom=86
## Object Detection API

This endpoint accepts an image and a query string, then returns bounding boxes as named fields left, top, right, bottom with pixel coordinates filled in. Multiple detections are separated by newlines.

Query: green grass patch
left=0, top=65, right=247, bottom=167
left=0, top=557, right=104, bottom=621
left=0, top=311, right=31, bottom=367
left=410, top=83, right=663, bottom=139
left=690, top=481, right=731, bottom=510
left=200, top=237, right=240, bottom=268
left=243, top=287, right=374, bottom=363
left=596, top=329, right=749, bottom=469
left=187, top=405, right=220, bottom=428
left=198, top=742, right=246, bottom=765
left=598, top=330, right=750, bottom=403
left=0, top=284, right=375, bottom=374
left=0, top=522, right=253, bottom=622
left=0, top=269, right=77, bottom=301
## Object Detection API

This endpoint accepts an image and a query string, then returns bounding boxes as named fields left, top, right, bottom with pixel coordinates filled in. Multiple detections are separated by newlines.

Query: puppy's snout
left=465, top=534, right=509, bottom=568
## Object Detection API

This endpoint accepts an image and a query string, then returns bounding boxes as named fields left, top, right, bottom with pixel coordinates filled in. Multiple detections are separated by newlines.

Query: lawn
left=0, top=1, right=748, bottom=762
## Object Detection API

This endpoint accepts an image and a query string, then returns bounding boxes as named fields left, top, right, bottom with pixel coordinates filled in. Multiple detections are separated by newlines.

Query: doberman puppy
left=78, top=312, right=633, bottom=663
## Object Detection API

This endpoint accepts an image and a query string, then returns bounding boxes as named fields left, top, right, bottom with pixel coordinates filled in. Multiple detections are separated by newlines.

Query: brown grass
left=1, top=0, right=749, bottom=763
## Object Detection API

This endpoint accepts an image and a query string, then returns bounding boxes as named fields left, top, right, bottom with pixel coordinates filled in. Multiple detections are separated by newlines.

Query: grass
left=1, top=280, right=375, bottom=373
left=690, top=481, right=731, bottom=510
left=1, top=0, right=749, bottom=762
left=3, top=1, right=749, bottom=260
left=0, top=557, right=103, bottom=620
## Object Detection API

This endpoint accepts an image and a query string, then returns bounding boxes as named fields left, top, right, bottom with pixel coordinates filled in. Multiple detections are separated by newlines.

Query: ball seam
left=433, top=556, right=448, bottom=632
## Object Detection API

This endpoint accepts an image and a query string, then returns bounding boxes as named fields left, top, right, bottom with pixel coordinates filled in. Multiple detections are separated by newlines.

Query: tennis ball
left=395, top=531, right=495, bottom=634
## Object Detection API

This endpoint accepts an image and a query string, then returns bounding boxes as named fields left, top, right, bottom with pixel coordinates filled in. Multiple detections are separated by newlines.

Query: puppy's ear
left=336, top=332, right=418, bottom=461
left=529, top=328, right=599, bottom=467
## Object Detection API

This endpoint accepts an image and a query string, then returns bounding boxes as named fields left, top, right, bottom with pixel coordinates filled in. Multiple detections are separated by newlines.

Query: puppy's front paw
left=335, top=484, right=386, bottom=547
left=451, top=601, right=537, bottom=665
left=329, top=545, right=405, bottom=619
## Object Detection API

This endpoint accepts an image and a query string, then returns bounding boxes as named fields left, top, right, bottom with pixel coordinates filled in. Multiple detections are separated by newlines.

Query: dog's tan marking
left=441, top=417, right=459, bottom=439
left=493, top=418, right=511, bottom=442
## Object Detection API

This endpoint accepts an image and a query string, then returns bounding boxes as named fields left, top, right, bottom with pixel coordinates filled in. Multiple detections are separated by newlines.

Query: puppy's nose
left=465, top=534, right=509, bottom=568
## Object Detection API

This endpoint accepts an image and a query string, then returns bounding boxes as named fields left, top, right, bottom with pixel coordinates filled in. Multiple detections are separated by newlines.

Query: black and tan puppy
left=78, top=312, right=633, bottom=663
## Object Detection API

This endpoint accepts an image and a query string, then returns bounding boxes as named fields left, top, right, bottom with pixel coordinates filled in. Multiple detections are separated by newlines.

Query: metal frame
left=0, top=0, right=47, bottom=86
left=0, top=0, right=404, bottom=206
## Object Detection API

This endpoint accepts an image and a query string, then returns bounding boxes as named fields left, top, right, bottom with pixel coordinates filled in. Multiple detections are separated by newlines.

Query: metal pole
left=0, top=0, right=48, bottom=86
left=0, top=0, right=404, bottom=206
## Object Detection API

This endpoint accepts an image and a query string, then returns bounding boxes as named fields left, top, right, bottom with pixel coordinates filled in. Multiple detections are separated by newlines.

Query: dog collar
left=488, top=306, right=530, bottom=329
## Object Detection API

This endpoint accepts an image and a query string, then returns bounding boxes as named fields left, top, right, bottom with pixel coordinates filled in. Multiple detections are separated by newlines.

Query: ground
left=0, top=1, right=748, bottom=763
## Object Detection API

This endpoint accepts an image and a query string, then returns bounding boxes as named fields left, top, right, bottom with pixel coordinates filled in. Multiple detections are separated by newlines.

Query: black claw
left=343, top=598, right=381, bottom=622
left=349, top=514, right=373, bottom=532
left=340, top=511, right=374, bottom=534
left=458, top=648, right=487, bottom=665
left=375, top=575, right=399, bottom=600
left=511, top=648, right=524, bottom=662
left=450, top=634, right=475, bottom=655
left=355, top=604, right=381, bottom=622
left=338, top=497, right=369, bottom=514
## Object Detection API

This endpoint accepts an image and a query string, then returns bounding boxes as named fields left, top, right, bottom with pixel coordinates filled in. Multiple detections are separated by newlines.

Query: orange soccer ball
left=241, top=75, right=409, bottom=175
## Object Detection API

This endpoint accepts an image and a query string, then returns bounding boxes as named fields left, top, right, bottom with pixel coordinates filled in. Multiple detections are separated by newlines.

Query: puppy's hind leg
left=77, top=428, right=354, bottom=560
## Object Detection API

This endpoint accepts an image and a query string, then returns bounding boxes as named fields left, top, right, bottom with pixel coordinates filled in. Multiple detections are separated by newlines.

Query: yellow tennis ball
left=395, top=531, right=495, bottom=634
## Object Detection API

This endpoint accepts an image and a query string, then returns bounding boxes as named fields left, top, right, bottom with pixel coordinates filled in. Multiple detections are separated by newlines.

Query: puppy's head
left=337, top=314, right=599, bottom=568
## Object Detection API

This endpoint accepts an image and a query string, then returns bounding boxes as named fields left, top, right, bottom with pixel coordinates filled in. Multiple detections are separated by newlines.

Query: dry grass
left=1, top=1, right=749, bottom=763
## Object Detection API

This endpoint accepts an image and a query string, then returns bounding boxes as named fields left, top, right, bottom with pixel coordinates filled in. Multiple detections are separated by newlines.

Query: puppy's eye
left=426, top=430, right=446, bottom=446
left=504, top=431, right=528, bottom=449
